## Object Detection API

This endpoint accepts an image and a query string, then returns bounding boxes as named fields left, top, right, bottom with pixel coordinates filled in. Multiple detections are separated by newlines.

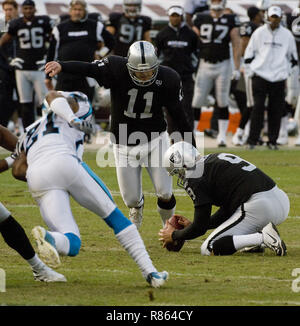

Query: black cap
left=247, top=6, right=260, bottom=20
left=22, top=0, right=35, bottom=6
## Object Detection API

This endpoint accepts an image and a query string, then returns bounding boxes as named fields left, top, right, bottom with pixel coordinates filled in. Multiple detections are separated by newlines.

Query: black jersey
left=286, top=13, right=300, bottom=57
left=193, top=13, right=240, bottom=63
left=106, top=13, right=152, bottom=57
left=47, top=18, right=114, bottom=63
left=7, top=16, right=53, bottom=70
left=240, top=21, right=259, bottom=38
left=155, top=23, right=199, bottom=78
left=184, top=153, right=275, bottom=216
left=59, top=55, right=192, bottom=146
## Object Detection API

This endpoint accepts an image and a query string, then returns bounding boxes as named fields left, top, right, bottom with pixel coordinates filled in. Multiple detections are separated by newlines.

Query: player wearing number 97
left=192, top=0, right=241, bottom=147
left=45, top=41, right=195, bottom=230
left=0, top=0, right=53, bottom=128
left=159, top=141, right=290, bottom=256
left=106, top=0, right=152, bottom=57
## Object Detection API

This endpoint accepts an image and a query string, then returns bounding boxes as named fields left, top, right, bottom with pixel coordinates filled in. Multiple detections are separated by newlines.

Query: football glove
left=70, top=118, right=96, bottom=135
left=9, top=57, right=24, bottom=70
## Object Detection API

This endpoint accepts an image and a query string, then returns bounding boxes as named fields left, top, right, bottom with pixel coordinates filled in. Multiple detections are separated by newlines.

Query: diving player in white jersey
left=12, top=90, right=168, bottom=288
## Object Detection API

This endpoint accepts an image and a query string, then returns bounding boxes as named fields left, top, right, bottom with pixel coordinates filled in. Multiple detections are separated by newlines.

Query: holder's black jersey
left=193, top=13, right=240, bottom=63
left=59, top=55, right=193, bottom=146
left=7, top=16, right=53, bottom=70
left=184, top=153, right=275, bottom=216
left=106, top=13, right=152, bottom=57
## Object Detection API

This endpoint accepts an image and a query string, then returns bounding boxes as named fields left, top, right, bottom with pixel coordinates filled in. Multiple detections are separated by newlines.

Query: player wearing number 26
left=45, top=41, right=195, bottom=230
left=159, top=141, right=290, bottom=257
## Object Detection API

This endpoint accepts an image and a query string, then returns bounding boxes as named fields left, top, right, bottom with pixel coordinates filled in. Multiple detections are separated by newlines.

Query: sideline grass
left=0, top=148, right=300, bottom=306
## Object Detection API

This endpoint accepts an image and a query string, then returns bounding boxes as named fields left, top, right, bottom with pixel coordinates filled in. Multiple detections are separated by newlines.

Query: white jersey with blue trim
left=25, top=91, right=92, bottom=166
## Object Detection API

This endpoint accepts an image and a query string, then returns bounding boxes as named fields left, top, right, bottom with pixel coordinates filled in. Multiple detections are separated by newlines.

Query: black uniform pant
left=248, top=75, right=285, bottom=145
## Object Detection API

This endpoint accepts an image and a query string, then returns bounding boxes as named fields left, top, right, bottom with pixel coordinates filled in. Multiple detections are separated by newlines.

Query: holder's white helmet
left=163, top=141, right=201, bottom=183
left=123, top=0, right=142, bottom=18
left=127, top=41, right=159, bottom=87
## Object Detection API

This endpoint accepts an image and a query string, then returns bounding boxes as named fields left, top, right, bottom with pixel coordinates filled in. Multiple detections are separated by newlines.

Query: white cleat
left=32, top=226, right=61, bottom=268
left=232, top=132, right=243, bottom=146
left=129, top=206, right=144, bottom=229
left=261, top=222, right=287, bottom=256
left=147, top=271, right=169, bottom=288
left=33, top=265, right=67, bottom=283
left=295, top=135, right=300, bottom=146
left=276, top=135, right=288, bottom=145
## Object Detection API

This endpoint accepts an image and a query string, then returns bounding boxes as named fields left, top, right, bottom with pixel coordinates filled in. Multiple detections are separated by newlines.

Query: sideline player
left=45, top=41, right=195, bottom=230
left=192, top=0, right=241, bottom=147
left=12, top=90, right=168, bottom=288
left=159, top=141, right=289, bottom=256
left=0, top=125, right=66, bottom=282
left=106, top=0, right=152, bottom=57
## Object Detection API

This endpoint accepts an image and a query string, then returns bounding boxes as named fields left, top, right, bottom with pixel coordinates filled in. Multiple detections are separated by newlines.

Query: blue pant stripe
left=81, top=162, right=114, bottom=202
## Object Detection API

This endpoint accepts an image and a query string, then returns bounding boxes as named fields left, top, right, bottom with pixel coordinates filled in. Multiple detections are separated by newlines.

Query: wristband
left=4, top=156, right=15, bottom=168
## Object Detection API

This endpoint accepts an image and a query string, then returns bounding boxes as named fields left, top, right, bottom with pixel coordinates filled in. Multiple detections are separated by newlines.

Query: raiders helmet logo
left=170, top=151, right=182, bottom=165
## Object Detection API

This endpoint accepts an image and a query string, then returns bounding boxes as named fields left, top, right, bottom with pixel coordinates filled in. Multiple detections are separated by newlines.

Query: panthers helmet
left=127, top=41, right=159, bottom=87
left=256, top=0, right=272, bottom=10
left=163, top=141, right=201, bottom=185
left=208, top=0, right=227, bottom=11
left=123, top=0, right=142, bottom=18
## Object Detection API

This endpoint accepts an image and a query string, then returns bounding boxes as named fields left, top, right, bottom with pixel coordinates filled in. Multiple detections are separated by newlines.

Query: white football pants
left=192, top=59, right=232, bottom=108
left=113, top=131, right=173, bottom=208
left=201, top=186, right=290, bottom=255
left=26, top=154, right=116, bottom=236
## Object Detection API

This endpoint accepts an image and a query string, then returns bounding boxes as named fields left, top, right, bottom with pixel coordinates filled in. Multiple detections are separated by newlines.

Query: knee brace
left=64, top=233, right=81, bottom=256
left=212, top=236, right=236, bottom=256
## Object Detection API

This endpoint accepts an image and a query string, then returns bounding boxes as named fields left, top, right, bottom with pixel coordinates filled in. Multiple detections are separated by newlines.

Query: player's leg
left=69, top=161, right=168, bottom=287
left=201, top=187, right=289, bottom=256
left=145, top=132, right=176, bottom=225
left=32, top=71, right=48, bottom=113
left=14, top=70, right=35, bottom=128
left=113, top=144, right=144, bottom=228
left=215, top=60, right=231, bottom=147
left=0, top=202, right=66, bottom=282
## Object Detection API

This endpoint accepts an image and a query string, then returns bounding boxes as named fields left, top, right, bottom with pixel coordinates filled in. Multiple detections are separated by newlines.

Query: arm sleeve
left=100, top=25, right=115, bottom=51
left=172, top=204, right=212, bottom=241
left=208, top=207, right=228, bottom=229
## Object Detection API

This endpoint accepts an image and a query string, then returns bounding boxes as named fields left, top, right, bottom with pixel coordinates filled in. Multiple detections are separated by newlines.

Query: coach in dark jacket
left=156, top=5, right=199, bottom=131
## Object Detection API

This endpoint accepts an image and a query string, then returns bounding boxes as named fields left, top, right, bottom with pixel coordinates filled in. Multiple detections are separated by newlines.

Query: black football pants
left=248, top=75, right=285, bottom=145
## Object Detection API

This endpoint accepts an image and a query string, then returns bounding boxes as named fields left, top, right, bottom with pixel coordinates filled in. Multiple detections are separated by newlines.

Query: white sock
left=194, top=120, right=199, bottom=132
left=157, top=206, right=175, bottom=226
left=279, top=116, right=288, bottom=138
left=235, top=127, right=244, bottom=137
left=218, top=119, right=229, bottom=142
left=27, top=254, right=45, bottom=271
left=116, top=224, right=157, bottom=278
left=232, top=233, right=263, bottom=251
left=47, top=231, right=70, bottom=256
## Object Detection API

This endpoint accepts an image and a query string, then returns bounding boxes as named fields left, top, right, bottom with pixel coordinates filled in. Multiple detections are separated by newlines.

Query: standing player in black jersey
left=192, top=0, right=241, bottom=147
left=0, top=0, right=53, bottom=128
left=45, top=41, right=195, bottom=229
left=159, top=141, right=289, bottom=256
left=232, top=6, right=264, bottom=146
left=45, top=0, right=115, bottom=102
left=106, top=0, right=152, bottom=57
left=0, top=124, right=66, bottom=282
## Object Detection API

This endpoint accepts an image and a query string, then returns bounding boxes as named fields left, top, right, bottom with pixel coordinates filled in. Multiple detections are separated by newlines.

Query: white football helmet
left=163, top=141, right=201, bottom=184
left=127, top=41, right=159, bottom=87
left=256, top=0, right=272, bottom=10
left=123, top=0, right=142, bottom=18
left=208, top=0, right=227, bottom=11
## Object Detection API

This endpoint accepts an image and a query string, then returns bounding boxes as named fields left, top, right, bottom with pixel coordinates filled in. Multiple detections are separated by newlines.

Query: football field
left=0, top=146, right=300, bottom=306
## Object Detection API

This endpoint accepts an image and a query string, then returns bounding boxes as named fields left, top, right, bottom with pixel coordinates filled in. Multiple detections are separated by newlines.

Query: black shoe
left=267, top=142, right=279, bottom=150
left=246, top=144, right=256, bottom=150
left=204, top=128, right=218, bottom=139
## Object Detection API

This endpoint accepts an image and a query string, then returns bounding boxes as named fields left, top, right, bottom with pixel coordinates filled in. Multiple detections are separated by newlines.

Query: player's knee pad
left=64, top=233, right=81, bottom=256
left=157, top=194, right=176, bottom=210
left=104, top=207, right=132, bottom=234
left=212, top=236, right=236, bottom=256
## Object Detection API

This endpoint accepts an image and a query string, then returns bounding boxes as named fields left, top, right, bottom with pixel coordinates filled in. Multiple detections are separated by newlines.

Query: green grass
left=0, top=147, right=300, bottom=306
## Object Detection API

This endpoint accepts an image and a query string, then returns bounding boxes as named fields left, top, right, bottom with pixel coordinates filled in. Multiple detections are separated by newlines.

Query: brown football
left=165, top=215, right=185, bottom=252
